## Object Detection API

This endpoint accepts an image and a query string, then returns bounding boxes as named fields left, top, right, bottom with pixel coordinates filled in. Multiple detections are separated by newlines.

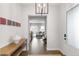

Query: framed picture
left=13, top=21, right=16, bottom=26
left=7, top=20, right=12, bottom=25
left=19, top=23, right=21, bottom=27
left=17, top=23, right=21, bottom=27
left=0, top=17, right=6, bottom=25
left=16, top=22, right=19, bottom=27
left=7, top=19, right=21, bottom=27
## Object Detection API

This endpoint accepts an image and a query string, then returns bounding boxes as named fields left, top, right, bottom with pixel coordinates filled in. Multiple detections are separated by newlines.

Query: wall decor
left=15, top=22, right=17, bottom=26
left=16, top=22, right=18, bottom=26
left=17, top=23, right=19, bottom=27
left=7, top=20, right=11, bottom=25
left=13, top=21, right=15, bottom=26
left=0, top=17, right=6, bottom=25
left=7, top=20, right=21, bottom=27
left=0, top=17, right=21, bottom=27
left=11, top=21, right=14, bottom=26
left=19, top=23, right=21, bottom=27
left=16, top=22, right=21, bottom=27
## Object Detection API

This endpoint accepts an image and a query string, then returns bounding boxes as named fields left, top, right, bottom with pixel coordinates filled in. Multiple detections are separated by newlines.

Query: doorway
left=28, top=15, right=47, bottom=55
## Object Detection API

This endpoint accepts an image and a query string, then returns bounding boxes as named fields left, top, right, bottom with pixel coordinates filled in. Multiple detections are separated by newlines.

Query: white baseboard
left=58, top=48, right=65, bottom=55
left=47, top=48, right=60, bottom=51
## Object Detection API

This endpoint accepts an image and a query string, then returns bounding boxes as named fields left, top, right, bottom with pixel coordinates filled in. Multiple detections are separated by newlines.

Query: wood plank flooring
left=20, top=51, right=63, bottom=56
left=20, top=37, right=63, bottom=56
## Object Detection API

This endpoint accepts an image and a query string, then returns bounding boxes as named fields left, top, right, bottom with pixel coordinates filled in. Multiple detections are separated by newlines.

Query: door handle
left=64, top=34, right=67, bottom=40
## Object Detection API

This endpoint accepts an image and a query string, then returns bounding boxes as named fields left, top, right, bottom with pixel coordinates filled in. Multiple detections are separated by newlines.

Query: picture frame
left=0, top=17, right=6, bottom=25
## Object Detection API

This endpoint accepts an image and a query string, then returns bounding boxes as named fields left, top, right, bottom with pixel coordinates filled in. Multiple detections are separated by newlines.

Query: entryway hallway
left=29, top=37, right=46, bottom=55
left=28, top=37, right=62, bottom=56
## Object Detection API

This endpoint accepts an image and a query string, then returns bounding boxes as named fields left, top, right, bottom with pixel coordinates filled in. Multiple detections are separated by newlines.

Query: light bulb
left=38, top=4, right=41, bottom=7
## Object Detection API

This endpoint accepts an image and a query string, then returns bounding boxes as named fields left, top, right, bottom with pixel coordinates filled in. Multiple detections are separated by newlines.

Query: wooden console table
left=0, top=39, right=26, bottom=56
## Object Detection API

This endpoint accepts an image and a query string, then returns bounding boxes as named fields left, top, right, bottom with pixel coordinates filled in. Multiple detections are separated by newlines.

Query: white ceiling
left=19, top=3, right=74, bottom=6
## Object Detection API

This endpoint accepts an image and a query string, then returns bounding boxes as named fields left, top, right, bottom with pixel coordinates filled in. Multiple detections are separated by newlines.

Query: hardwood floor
left=29, top=37, right=46, bottom=55
left=20, top=51, right=63, bottom=56
left=20, top=37, right=63, bottom=56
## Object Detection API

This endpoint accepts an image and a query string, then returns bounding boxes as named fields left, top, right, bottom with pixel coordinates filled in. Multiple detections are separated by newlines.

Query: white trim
left=47, top=48, right=60, bottom=50
left=66, top=4, right=79, bottom=12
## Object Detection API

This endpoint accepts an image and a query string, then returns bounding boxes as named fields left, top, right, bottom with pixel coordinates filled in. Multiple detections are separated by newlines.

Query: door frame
left=28, top=15, right=47, bottom=51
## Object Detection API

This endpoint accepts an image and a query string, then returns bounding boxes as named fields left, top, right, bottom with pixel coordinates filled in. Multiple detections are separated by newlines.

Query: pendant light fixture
left=35, top=3, right=48, bottom=14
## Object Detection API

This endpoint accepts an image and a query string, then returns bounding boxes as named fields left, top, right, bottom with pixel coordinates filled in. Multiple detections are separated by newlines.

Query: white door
left=67, top=4, right=79, bottom=48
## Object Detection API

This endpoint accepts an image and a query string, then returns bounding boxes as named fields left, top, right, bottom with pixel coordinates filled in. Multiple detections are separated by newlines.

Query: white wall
left=59, top=3, right=79, bottom=56
left=47, top=4, right=60, bottom=50
left=0, top=3, right=24, bottom=48
left=21, top=3, right=61, bottom=50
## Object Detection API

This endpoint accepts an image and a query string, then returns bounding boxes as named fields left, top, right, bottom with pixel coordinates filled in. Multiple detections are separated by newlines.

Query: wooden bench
left=0, top=39, right=26, bottom=56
